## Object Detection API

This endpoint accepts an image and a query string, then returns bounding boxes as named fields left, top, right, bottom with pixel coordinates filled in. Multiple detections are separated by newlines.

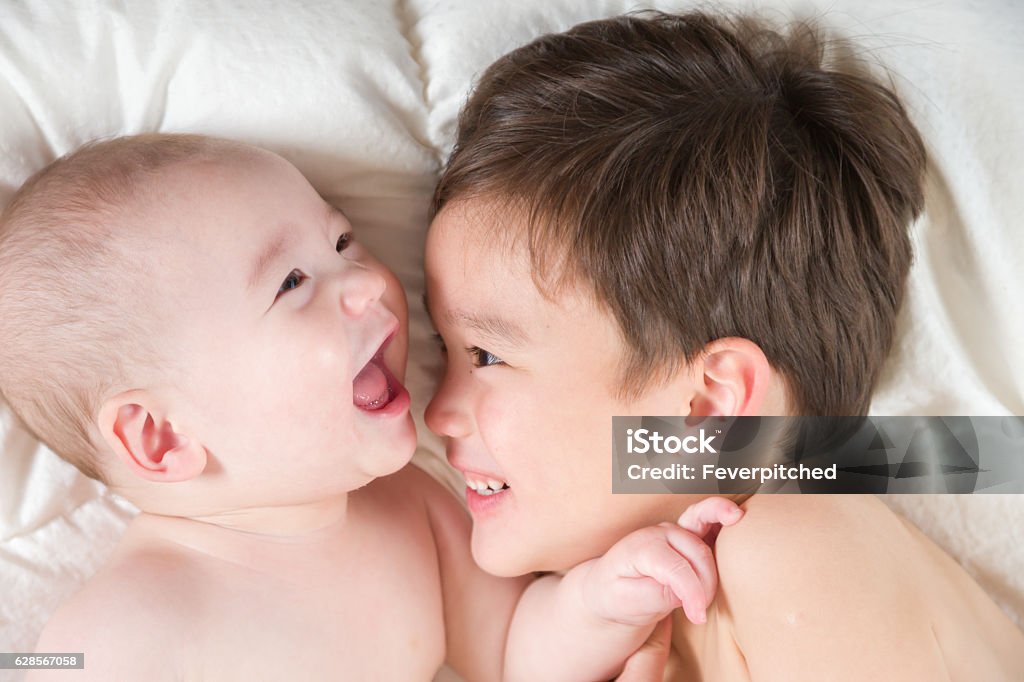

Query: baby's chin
left=363, top=416, right=418, bottom=478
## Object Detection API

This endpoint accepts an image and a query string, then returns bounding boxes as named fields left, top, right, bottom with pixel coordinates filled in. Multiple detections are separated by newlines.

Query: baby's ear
left=97, top=390, right=206, bottom=483
left=688, top=338, right=773, bottom=417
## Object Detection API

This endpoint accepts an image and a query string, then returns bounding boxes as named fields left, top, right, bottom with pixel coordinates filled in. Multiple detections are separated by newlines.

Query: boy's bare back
left=669, top=495, right=1024, bottom=680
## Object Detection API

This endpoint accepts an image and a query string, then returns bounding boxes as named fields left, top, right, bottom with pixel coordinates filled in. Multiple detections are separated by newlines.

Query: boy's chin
left=471, top=539, right=527, bottom=578
left=470, top=527, right=566, bottom=578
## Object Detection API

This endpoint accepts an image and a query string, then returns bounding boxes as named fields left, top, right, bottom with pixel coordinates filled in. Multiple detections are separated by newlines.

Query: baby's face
left=144, top=152, right=415, bottom=506
left=425, top=200, right=697, bottom=576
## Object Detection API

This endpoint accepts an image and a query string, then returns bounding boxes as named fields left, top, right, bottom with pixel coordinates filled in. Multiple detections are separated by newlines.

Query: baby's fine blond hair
left=0, top=133, right=249, bottom=482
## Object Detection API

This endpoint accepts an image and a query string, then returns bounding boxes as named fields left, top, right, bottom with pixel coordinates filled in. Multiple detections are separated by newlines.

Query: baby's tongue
left=353, top=358, right=389, bottom=408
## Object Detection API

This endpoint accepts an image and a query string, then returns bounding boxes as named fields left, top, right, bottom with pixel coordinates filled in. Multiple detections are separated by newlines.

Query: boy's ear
left=688, top=337, right=772, bottom=417
left=97, top=390, right=207, bottom=483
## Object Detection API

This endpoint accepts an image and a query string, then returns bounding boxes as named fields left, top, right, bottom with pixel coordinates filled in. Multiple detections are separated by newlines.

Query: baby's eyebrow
left=248, top=231, right=290, bottom=292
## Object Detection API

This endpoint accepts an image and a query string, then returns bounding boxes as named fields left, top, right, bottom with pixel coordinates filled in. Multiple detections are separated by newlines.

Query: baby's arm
left=502, top=497, right=742, bottom=681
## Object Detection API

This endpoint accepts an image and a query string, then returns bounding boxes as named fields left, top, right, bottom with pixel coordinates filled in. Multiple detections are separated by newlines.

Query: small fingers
left=676, top=496, right=743, bottom=538
left=636, top=538, right=710, bottom=625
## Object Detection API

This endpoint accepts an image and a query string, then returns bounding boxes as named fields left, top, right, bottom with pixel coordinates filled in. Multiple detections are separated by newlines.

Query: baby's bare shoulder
left=363, top=462, right=461, bottom=518
left=52, top=544, right=200, bottom=629
left=362, top=463, right=472, bottom=563
left=32, top=546, right=197, bottom=681
left=354, top=463, right=462, bottom=555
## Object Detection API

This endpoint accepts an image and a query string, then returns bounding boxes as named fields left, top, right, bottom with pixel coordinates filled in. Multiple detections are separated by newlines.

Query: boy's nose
left=425, top=382, right=473, bottom=440
left=339, top=264, right=387, bottom=316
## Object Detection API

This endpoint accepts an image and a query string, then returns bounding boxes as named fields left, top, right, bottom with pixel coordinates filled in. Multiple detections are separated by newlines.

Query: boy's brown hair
left=433, top=11, right=927, bottom=416
left=0, top=133, right=246, bottom=481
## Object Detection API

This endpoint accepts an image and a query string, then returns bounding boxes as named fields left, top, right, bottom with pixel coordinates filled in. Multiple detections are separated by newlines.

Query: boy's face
left=142, top=152, right=415, bottom=507
left=425, top=200, right=701, bottom=576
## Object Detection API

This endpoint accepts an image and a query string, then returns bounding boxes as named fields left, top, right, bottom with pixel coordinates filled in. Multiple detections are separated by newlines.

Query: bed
left=1, top=1, right=1022, bottom=678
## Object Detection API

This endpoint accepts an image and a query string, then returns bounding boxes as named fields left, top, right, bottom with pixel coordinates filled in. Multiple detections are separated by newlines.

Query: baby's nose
left=339, top=265, right=387, bottom=316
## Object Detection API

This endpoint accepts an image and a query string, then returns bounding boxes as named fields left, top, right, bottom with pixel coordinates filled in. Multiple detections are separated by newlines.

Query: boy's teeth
left=465, top=476, right=509, bottom=494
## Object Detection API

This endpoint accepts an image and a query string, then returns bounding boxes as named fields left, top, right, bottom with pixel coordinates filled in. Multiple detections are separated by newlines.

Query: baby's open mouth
left=353, top=342, right=397, bottom=411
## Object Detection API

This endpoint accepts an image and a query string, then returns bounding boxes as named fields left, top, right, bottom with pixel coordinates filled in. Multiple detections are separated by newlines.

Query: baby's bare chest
left=178, top=524, right=446, bottom=680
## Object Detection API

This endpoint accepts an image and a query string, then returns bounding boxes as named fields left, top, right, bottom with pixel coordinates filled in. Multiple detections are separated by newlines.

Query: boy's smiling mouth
left=448, top=451, right=513, bottom=512
left=464, top=474, right=510, bottom=496
left=460, top=469, right=512, bottom=515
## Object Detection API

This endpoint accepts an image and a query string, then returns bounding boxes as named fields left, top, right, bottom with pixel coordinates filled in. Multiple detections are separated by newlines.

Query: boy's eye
left=468, top=346, right=504, bottom=368
left=432, top=332, right=448, bottom=355
left=336, top=233, right=352, bottom=253
left=277, top=269, right=306, bottom=298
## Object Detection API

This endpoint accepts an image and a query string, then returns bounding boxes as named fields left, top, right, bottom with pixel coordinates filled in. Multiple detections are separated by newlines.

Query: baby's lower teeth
left=362, top=385, right=395, bottom=410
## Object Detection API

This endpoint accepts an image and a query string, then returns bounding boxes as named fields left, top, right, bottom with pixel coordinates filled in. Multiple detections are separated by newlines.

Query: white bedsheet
left=1, top=0, right=1022, bottom=676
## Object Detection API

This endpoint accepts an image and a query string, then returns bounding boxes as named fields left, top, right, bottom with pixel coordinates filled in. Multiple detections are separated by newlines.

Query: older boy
left=424, top=11, right=1024, bottom=680
left=0, top=133, right=740, bottom=681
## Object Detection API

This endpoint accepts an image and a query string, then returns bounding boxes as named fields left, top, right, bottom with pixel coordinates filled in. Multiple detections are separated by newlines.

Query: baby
left=423, top=10, right=1024, bottom=680
left=0, top=134, right=741, bottom=680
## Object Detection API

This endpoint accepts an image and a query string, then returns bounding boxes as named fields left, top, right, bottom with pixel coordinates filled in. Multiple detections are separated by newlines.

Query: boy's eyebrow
left=456, top=311, right=529, bottom=346
left=248, top=231, right=290, bottom=292
left=423, top=292, right=529, bottom=346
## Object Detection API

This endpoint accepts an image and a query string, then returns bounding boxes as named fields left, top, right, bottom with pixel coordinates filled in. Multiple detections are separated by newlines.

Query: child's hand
left=615, top=616, right=675, bottom=682
left=582, top=497, right=743, bottom=628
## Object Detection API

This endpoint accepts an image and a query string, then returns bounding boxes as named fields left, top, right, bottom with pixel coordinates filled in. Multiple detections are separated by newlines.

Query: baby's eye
left=277, top=269, right=306, bottom=298
left=467, top=346, right=504, bottom=368
left=336, top=233, right=352, bottom=253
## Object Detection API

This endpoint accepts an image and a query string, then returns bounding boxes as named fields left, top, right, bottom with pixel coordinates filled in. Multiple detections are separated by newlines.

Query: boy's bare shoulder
left=710, top=495, right=948, bottom=679
left=716, top=491, right=901, bottom=569
left=32, top=546, right=198, bottom=680
left=715, top=494, right=907, bottom=601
